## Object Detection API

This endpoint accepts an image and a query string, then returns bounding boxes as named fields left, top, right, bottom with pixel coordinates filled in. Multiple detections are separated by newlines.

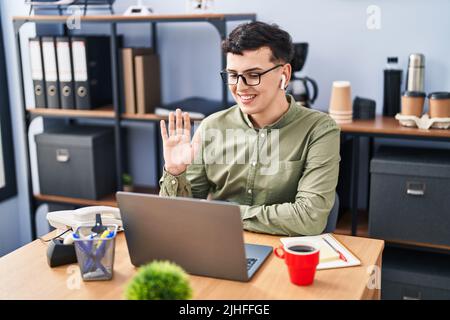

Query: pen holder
left=73, top=225, right=118, bottom=281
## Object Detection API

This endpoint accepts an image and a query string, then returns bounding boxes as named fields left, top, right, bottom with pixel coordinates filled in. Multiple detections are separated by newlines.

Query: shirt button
left=252, top=161, right=257, bottom=167
left=171, top=180, right=177, bottom=185
left=260, top=133, right=265, bottom=138
left=248, top=189, right=252, bottom=194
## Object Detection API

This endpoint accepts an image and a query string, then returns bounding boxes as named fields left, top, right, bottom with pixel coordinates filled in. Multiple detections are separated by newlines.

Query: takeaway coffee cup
left=401, top=91, right=426, bottom=117
left=329, top=81, right=353, bottom=123
left=428, top=92, right=450, bottom=118
left=329, top=81, right=352, bottom=113
left=274, top=241, right=320, bottom=286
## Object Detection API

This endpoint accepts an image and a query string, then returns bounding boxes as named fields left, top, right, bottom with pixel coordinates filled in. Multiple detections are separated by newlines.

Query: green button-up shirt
left=159, top=95, right=341, bottom=236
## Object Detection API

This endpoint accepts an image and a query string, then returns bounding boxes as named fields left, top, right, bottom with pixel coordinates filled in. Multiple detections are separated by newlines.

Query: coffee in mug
left=288, top=245, right=316, bottom=253
left=274, top=241, right=320, bottom=286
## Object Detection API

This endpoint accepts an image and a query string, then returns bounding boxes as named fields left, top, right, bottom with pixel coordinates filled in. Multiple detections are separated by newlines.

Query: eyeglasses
left=220, top=64, right=284, bottom=86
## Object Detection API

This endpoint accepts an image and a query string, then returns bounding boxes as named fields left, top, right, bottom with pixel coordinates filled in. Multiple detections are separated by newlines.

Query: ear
left=280, top=63, right=292, bottom=90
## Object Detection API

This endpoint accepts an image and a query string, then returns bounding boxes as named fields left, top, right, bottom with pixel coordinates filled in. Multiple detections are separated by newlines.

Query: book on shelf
left=120, top=47, right=161, bottom=115
left=28, top=37, right=46, bottom=108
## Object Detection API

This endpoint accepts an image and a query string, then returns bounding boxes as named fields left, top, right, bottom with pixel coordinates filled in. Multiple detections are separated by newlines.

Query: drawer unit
left=369, top=146, right=450, bottom=247
left=382, top=246, right=450, bottom=300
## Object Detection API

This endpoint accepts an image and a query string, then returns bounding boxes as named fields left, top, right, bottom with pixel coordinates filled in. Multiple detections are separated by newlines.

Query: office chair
left=323, top=193, right=340, bottom=233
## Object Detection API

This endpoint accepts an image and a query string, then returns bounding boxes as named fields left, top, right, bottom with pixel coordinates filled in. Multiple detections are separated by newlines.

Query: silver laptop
left=116, top=192, right=272, bottom=282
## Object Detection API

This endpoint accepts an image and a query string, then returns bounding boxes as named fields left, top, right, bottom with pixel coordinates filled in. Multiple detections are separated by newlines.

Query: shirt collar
left=241, top=94, right=299, bottom=130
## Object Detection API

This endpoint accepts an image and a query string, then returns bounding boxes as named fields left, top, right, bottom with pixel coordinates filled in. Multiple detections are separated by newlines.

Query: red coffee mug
left=274, top=242, right=320, bottom=286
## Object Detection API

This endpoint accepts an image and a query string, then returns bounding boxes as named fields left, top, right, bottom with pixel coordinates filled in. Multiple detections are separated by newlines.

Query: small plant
left=122, top=173, right=133, bottom=186
left=125, top=261, right=193, bottom=300
left=122, top=173, right=134, bottom=192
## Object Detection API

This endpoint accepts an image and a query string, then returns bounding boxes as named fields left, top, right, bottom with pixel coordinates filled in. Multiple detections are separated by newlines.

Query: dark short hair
left=222, top=21, right=294, bottom=64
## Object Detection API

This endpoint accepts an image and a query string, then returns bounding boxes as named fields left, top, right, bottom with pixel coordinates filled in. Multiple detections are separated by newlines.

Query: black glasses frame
left=220, top=64, right=284, bottom=86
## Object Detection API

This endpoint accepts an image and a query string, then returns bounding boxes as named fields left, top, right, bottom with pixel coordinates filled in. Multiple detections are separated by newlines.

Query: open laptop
left=116, top=192, right=272, bottom=282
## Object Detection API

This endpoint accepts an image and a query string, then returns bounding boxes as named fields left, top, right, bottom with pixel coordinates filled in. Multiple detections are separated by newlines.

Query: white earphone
left=280, top=75, right=287, bottom=90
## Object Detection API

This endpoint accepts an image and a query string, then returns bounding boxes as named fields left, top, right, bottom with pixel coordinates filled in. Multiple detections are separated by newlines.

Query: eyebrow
left=226, top=67, right=264, bottom=73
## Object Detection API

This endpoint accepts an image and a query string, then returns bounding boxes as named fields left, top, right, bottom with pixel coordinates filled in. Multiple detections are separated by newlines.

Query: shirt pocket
left=264, top=159, right=305, bottom=205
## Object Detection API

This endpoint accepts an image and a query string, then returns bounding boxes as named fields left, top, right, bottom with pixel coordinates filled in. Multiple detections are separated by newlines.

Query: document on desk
left=280, top=233, right=361, bottom=270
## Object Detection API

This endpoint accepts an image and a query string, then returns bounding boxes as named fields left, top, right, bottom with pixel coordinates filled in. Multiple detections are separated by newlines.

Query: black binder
left=56, top=37, right=75, bottom=109
left=28, top=37, right=46, bottom=108
left=42, top=36, right=60, bottom=109
left=71, top=36, right=112, bottom=110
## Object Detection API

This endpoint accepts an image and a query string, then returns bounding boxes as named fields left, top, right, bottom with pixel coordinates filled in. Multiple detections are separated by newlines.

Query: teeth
left=240, top=95, right=256, bottom=100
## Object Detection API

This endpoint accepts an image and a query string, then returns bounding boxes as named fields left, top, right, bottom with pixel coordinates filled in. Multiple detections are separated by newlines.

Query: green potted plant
left=125, top=261, right=193, bottom=300
left=122, top=173, right=134, bottom=192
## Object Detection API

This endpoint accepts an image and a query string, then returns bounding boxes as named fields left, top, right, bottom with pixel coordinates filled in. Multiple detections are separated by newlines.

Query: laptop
left=116, top=192, right=272, bottom=282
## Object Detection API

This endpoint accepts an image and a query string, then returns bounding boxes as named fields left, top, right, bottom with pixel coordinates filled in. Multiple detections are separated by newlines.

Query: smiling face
left=226, top=47, right=291, bottom=121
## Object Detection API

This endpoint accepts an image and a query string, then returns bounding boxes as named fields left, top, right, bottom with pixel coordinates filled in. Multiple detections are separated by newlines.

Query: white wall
left=1, top=0, right=450, bottom=254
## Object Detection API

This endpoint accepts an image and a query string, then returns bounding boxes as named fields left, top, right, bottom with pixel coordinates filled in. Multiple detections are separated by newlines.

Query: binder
left=28, top=37, right=46, bottom=108
left=42, top=36, right=60, bottom=109
left=56, top=37, right=75, bottom=109
left=134, top=53, right=161, bottom=114
left=71, top=36, right=112, bottom=110
left=120, top=47, right=153, bottom=115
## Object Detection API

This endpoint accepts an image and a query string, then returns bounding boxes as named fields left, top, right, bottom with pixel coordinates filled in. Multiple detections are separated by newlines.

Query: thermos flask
left=406, top=53, right=425, bottom=92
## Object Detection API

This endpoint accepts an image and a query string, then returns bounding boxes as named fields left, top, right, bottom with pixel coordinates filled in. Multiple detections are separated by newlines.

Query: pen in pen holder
left=72, top=224, right=118, bottom=281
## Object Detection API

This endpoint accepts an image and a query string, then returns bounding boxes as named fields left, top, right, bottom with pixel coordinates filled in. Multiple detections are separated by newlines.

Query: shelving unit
left=13, top=13, right=256, bottom=239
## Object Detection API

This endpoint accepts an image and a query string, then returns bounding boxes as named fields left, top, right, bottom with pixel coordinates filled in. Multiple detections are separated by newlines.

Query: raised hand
left=160, top=108, right=201, bottom=176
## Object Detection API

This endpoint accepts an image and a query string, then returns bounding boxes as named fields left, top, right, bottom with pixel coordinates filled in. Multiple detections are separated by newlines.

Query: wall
left=0, top=1, right=33, bottom=255
left=1, top=0, right=449, bottom=254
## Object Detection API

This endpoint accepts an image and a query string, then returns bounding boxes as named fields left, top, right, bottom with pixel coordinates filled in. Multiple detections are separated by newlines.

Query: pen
left=323, top=238, right=348, bottom=262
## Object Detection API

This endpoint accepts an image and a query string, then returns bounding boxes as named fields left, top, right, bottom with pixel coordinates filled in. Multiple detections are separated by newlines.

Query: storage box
left=369, top=146, right=450, bottom=246
left=35, top=126, right=116, bottom=200
left=382, top=246, right=450, bottom=300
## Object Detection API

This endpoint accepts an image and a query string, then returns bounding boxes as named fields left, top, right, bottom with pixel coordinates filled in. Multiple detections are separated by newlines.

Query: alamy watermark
left=366, top=265, right=382, bottom=290
left=366, top=5, right=382, bottom=30
left=66, top=265, right=82, bottom=290
left=168, top=127, right=281, bottom=176
left=66, top=5, right=82, bottom=30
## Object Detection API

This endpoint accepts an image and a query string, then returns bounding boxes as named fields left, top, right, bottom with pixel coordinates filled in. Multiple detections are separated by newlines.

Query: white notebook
left=280, top=233, right=361, bottom=270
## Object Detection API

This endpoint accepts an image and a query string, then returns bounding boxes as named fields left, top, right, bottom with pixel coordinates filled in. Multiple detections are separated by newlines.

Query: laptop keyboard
left=246, top=258, right=258, bottom=270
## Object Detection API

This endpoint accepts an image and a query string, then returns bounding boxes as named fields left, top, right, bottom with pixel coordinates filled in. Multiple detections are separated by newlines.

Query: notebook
left=280, top=233, right=361, bottom=270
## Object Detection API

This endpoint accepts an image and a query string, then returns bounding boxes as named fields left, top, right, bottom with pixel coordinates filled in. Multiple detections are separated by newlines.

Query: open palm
left=160, top=109, right=201, bottom=176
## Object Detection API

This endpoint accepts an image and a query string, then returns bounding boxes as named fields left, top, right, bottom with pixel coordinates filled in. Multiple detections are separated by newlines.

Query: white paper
left=42, top=40, right=57, bottom=82
left=71, top=40, right=88, bottom=81
left=56, top=41, right=72, bottom=82
left=29, top=40, right=43, bottom=81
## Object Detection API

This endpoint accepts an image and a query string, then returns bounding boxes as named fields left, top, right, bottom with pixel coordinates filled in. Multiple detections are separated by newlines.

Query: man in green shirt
left=159, top=22, right=340, bottom=236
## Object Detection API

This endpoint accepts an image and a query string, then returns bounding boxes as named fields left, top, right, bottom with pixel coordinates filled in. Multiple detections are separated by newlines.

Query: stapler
left=47, top=238, right=77, bottom=268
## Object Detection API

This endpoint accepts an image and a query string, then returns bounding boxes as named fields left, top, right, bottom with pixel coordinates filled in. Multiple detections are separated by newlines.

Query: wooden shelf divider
left=34, top=186, right=159, bottom=208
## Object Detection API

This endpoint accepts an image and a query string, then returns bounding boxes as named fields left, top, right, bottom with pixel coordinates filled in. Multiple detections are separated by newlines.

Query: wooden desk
left=0, top=232, right=384, bottom=300
left=340, top=116, right=450, bottom=139
left=338, top=116, right=450, bottom=236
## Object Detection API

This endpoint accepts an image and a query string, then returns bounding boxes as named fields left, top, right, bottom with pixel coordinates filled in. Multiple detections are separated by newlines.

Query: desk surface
left=339, top=116, right=450, bottom=139
left=0, top=232, right=384, bottom=300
